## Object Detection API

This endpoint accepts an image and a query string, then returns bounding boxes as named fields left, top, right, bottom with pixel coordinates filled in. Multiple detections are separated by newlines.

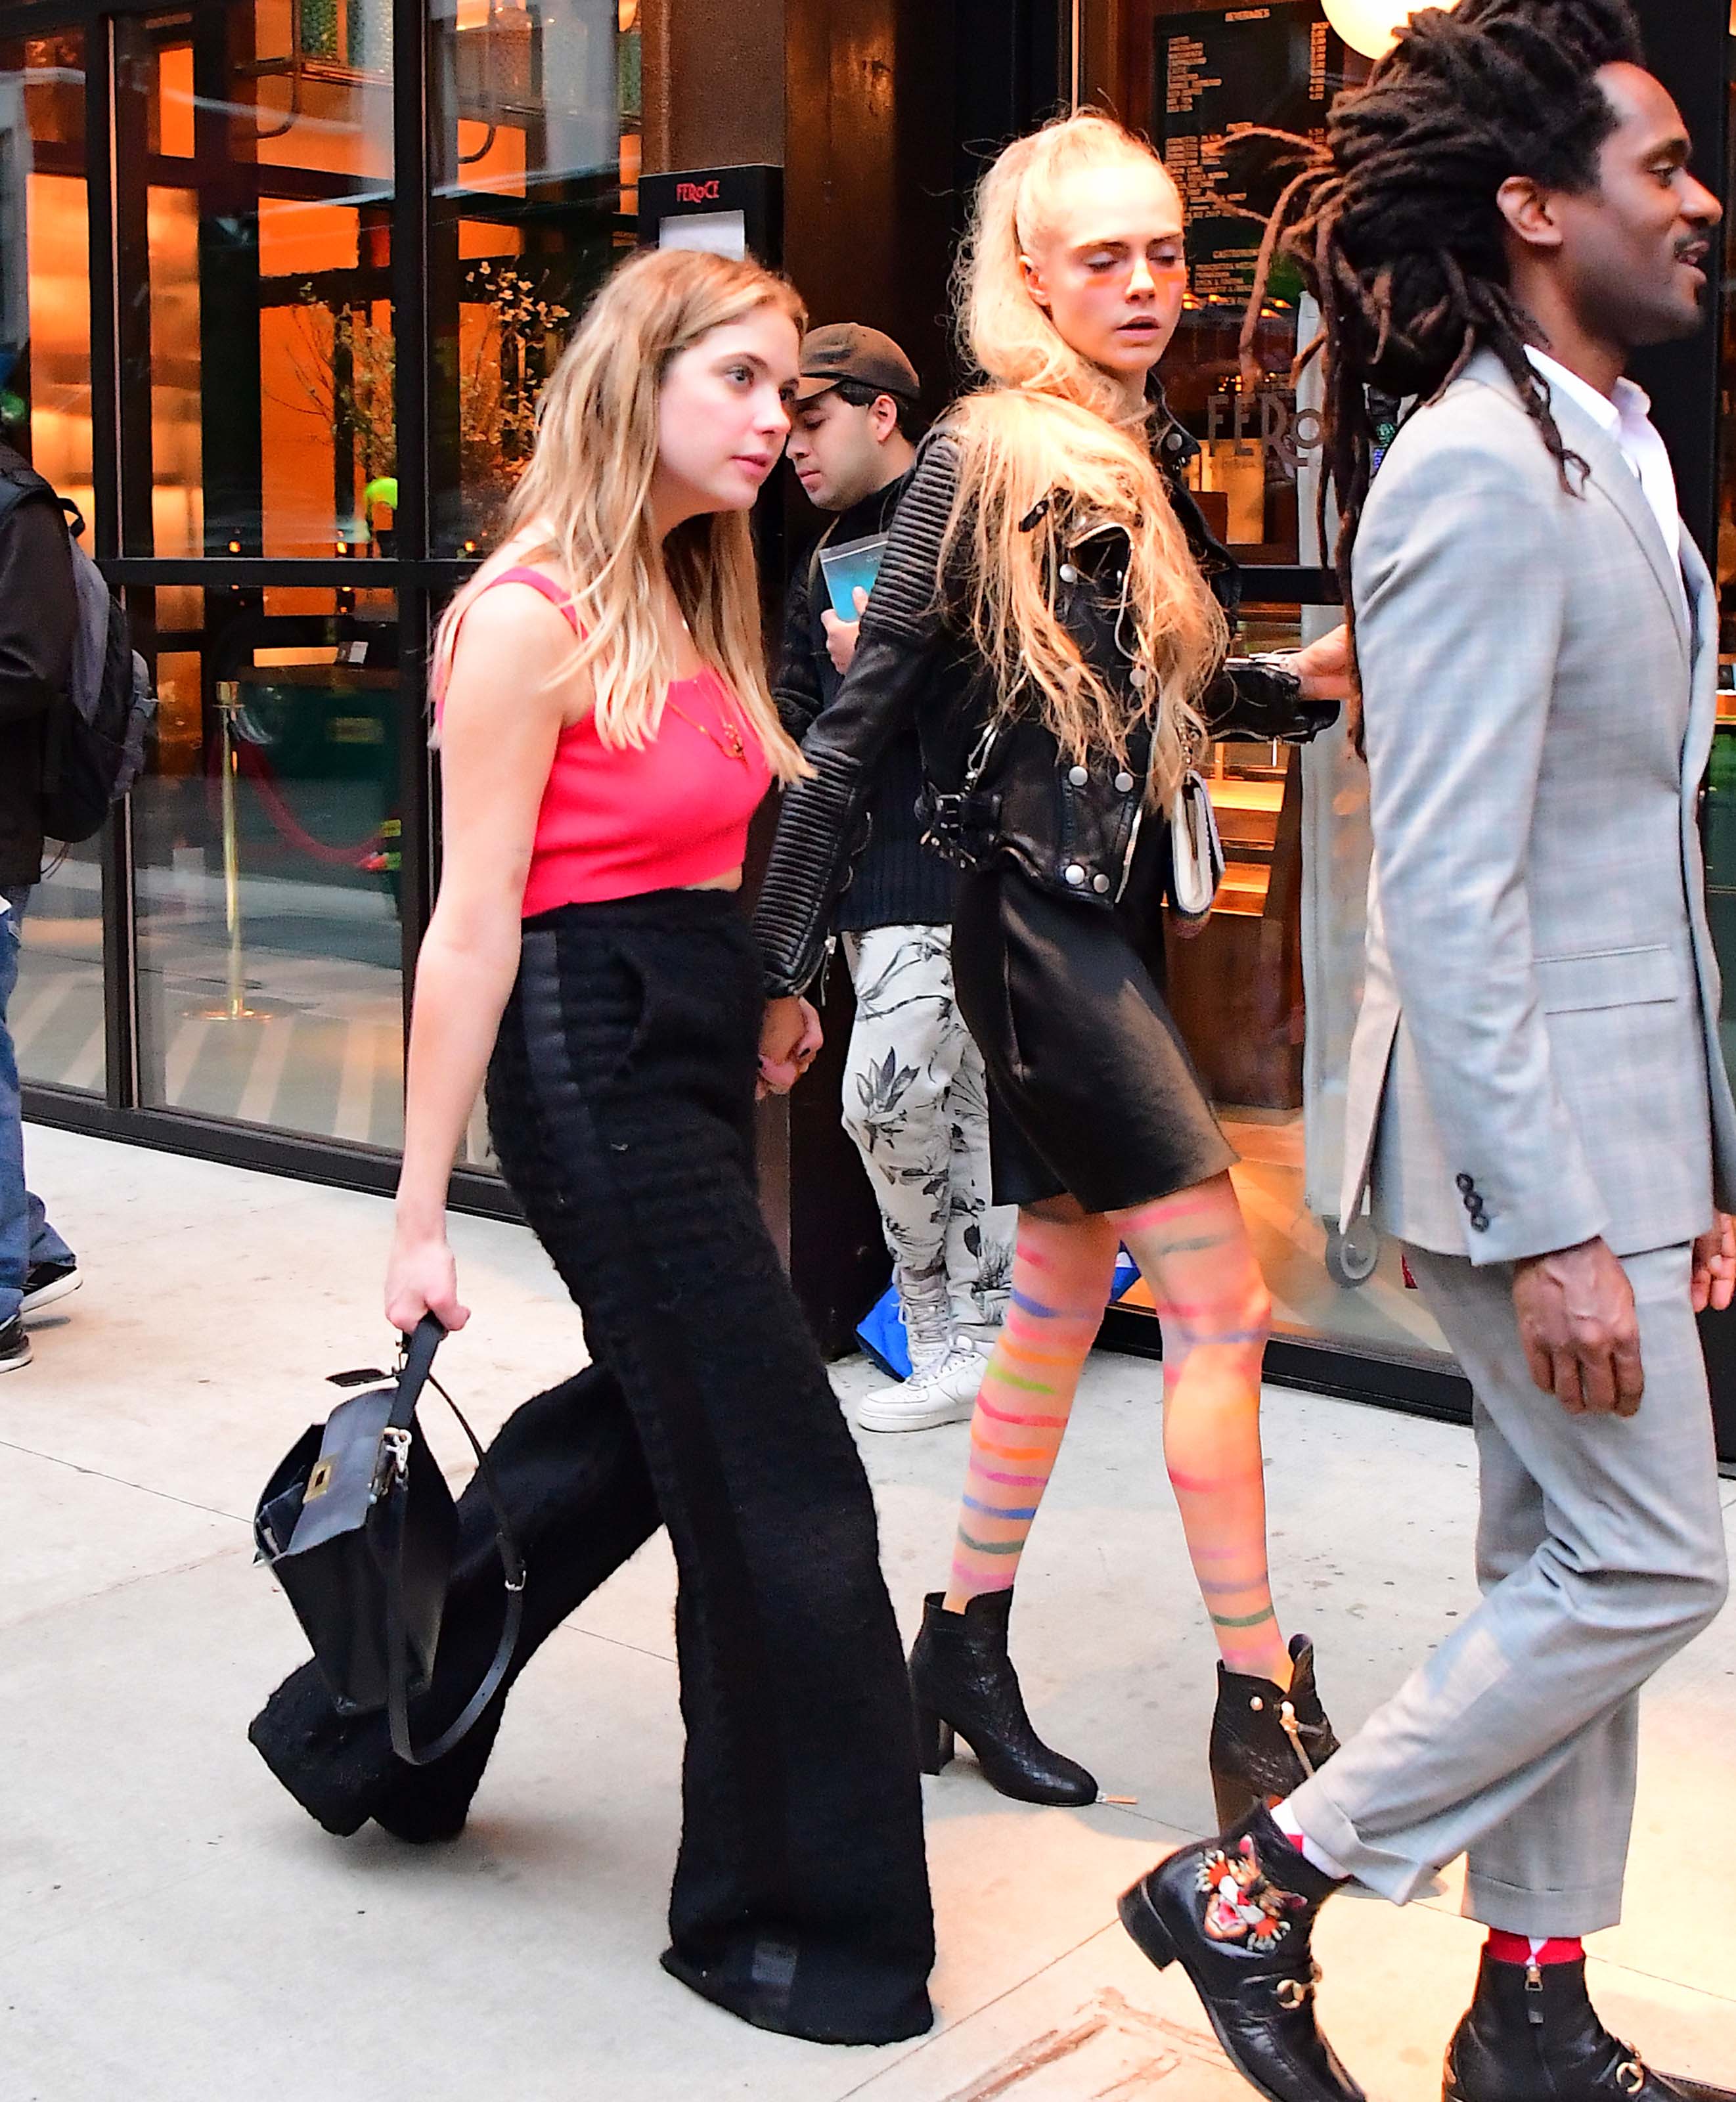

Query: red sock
left=1486, top=1931, right=1584, bottom=1967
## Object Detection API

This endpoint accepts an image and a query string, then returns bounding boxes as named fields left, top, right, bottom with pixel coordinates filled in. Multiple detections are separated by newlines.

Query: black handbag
left=253, top=1314, right=524, bottom=1766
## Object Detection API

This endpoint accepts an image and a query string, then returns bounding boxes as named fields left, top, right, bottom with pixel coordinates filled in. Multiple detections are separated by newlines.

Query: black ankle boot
left=1209, top=1634, right=1341, bottom=1829
left=1119, top=1804, right=1364, bottom=2102
left=1444, top=1950, right=1690, bottom=2100
left=907, top=1590, right=1098, bottom=1807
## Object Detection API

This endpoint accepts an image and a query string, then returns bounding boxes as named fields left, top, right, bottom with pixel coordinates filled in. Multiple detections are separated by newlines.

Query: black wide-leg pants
left=252, top=891, right=935, bottom=2046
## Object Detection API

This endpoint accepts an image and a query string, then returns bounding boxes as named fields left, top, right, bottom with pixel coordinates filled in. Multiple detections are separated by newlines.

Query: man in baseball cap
left=792, top=323, right=922, bottom=413
left=776, top=325, right=1013, bottom=1433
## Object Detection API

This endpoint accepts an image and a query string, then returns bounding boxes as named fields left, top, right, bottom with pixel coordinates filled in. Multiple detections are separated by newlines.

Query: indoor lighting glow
left=1322, top=0, right=1461, bottom=60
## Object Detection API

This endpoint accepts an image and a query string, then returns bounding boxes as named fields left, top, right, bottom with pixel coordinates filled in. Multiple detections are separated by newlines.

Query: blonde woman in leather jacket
left=757, top=114, right=1353, bottom=1821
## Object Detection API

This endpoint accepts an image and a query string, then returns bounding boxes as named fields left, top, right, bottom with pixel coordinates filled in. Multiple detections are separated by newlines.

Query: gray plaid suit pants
left=1290, top=1242, right=1729, bottom=1934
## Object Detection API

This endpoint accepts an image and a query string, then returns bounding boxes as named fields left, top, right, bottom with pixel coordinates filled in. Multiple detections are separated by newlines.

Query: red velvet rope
left=205, top=736, right=388, bottom=870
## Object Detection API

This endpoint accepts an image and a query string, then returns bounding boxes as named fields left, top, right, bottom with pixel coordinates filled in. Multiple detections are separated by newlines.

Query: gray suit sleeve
left=1354, top=426, right=1609, bottom=1264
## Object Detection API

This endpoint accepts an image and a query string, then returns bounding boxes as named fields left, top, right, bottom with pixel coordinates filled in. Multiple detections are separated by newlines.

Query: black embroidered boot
left=907, top=1590, right=1098, bottom=1807
left=1119, top=1804, right=1365, bottom=2102
left=1444, top=1949, right=1692, bottom=2100
left=1209, top=1634, right=1341, bottom=1829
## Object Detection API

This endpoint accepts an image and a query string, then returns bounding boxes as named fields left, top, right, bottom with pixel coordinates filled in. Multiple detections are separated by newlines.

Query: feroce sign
left=637, top=166, right=784, bottom=267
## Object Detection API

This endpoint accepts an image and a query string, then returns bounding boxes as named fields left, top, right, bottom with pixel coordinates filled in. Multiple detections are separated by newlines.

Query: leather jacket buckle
left=917, top=786, right=998, bottom=872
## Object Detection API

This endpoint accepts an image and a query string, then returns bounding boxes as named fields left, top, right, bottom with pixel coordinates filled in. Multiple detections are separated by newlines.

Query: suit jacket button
left=1068, top=765, right=1089, bottom=787
left=1092, top=873, right=1111, bottom=893
left=1064, top=863, right=1087, bottom=886
left=1115, top=771, right=1136, bottom=794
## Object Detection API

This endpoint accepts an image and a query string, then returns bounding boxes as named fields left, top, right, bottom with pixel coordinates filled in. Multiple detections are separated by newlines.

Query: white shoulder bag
left=1168, top=751, right=1224, bottom=925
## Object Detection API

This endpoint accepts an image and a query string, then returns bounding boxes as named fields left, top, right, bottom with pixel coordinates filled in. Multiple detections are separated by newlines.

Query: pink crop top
left=444, top=568, right=772, bottom=916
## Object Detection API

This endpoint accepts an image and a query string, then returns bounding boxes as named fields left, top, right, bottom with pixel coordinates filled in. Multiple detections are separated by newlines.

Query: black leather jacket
left=754, top=407, right=1336, bottom=998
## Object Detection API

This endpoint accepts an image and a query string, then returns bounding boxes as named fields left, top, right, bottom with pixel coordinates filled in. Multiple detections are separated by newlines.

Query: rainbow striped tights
left=941, top=1174, right=1291, bottom=1688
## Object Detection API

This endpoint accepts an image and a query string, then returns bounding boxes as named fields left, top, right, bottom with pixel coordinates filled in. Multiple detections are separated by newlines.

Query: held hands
left=386, top=1224, right=470, bottom=1336
left=758, top=995, right=823, bottom=1099
left=820, top=588, right=868, bottom=677
left=1291, top=624, right=1356, bottom=705
left=1512, top=1236, right=1643, bottom=1418
left=1692, top=1213, right=1736, bottom=1314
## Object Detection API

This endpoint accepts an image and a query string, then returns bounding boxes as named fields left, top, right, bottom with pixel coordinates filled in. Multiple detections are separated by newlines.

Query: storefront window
left=129, top=585, right=405, bottom=1146
left=1147, top=0, right=1357, bottom=564
left=1086, top=0, right=1450, bottom=1368
left=428, top=0, right=639, bottom=553
left=0, top=29, right=105, bottom=1096
left=1704, top=25, right=1736, bottom=1095
left=114, top=4, right=395, bottom=558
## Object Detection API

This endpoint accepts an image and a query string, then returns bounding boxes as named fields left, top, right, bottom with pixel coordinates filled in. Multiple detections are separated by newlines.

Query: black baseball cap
left=794, top=323, right=921, bottom=406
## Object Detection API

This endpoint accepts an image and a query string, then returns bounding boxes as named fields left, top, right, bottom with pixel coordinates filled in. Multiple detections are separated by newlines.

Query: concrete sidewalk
left=3, top=1127, right=1733, bottom=2100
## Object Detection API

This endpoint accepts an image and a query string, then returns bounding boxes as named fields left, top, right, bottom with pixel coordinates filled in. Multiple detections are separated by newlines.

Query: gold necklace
left=667, top=687, right=749, bottom=763
left=665, top=604, right=750, bottom=762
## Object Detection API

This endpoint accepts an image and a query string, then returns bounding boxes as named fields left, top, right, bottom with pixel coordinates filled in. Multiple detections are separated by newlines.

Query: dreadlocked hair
left=1242, top=0, right=1643, bottom=728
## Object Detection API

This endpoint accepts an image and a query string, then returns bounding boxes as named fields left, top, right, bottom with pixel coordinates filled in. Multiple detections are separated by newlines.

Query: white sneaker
left=856, top=1343, right=985, bottom=1433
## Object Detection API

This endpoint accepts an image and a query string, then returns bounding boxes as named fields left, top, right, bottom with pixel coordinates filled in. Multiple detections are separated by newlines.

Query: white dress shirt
left=1525, top=346, right=1685, bottom=608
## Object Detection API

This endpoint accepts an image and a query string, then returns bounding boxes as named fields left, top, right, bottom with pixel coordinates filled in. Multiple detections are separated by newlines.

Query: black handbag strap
left=381, top=1319, right=525, bottom=1767
left=387, top=1311, right=446, bottom=1433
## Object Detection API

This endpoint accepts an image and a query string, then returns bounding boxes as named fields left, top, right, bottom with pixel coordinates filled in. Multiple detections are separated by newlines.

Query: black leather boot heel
left=1444, top=1949, right=1693, bottom=2101
left=1120, top=1804, right=1364, bottom=2102
left=1209, top=1635, right=1340, bottom=1830
left=1117, top=1874, right=1180, bottom=1971
left=914, top=1703, right=957, bottom=1778
left=906, top=1590, right=1098, bottom=1807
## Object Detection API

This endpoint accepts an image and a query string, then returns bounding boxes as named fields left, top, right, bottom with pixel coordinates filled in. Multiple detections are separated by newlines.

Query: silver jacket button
left=1058, top=562, right=1079, bottom=584
left=1067, top=765, right=1089, bottom=787
left=1092, top=872, right=1111, bottom=893
left=1064, top=863, right=1086, bottom=886
left=1115, top=771, right=1136, bottom=794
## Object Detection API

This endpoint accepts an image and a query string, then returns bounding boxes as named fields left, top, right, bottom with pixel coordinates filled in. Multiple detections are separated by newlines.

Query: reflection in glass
left=0, top=30, right=105, bottom=1094
left=1066, top=5, right=1445, bottom=1364
left=1706, top=56, right=1736, bottom=1099
left=430, top=0, right=640, bottom=551
left=1133, top=0, right=1373, bottom=562
left=116, top=6, right=395, bottom=558
left=1153, top=603, right=1447, bottom=1365
left=131, top=587, right=405, bottom=1146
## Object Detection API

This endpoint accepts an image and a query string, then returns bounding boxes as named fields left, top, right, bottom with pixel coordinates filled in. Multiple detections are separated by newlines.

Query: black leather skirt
left=950, top=845, right=1236, bottom=1215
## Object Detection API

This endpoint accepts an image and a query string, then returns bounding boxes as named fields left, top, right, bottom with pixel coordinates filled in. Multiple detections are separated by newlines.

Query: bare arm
left=386, top=585, right=577, bottom=1331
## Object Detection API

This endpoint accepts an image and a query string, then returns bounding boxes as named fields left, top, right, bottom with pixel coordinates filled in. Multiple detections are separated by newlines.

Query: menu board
left=1156, top=3, right=1339, bottom=307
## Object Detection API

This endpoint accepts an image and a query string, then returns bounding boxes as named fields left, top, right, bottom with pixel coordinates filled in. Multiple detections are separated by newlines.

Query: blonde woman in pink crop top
left=249, top=246, right=937, bottom=2047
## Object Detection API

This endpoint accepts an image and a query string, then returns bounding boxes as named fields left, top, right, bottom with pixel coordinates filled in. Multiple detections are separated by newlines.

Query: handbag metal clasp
left=372, top=1425, right=412, bottom=1501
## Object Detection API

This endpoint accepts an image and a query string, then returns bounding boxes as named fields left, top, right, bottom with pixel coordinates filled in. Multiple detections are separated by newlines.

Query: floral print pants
left=841, top=924, right=1015, bottom=1328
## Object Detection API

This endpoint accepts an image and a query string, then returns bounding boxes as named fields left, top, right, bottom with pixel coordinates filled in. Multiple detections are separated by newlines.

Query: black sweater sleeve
left=753, top=432, right=960, bottom=996
left=0, top=493, right=74, bottom=729
left=772, top=552, right=827, bottom=742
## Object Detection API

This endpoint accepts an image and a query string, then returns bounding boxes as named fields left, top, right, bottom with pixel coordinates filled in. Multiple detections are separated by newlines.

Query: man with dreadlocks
left=1117, top=6, right=1734, bottom=2099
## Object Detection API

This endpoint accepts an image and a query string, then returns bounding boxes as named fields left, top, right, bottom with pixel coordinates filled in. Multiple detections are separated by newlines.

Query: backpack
left=0, top=462, right=156, bottom=844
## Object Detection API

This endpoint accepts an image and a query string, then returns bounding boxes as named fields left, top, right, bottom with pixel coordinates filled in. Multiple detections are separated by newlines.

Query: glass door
left=114, top=3, right=407, bottom=1146
left=1084, top=0, right=1452, bottom=1373
left=0, top=26, right=106, bottom=1095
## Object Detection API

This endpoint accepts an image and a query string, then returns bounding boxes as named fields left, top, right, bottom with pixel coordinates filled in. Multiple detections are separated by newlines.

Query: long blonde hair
left=946, top=114, right=1226, bottom=801
left=433, top=246, right=808, bottom=784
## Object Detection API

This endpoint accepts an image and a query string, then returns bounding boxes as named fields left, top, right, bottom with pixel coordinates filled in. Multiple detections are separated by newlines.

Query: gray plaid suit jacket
left=1339, top=347, right=1736, bottom=1264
